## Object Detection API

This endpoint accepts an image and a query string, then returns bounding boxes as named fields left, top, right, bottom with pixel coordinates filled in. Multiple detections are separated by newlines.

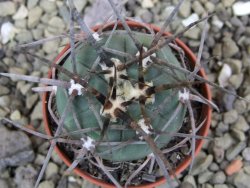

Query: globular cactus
left=56, top=30, right=187, bottom=161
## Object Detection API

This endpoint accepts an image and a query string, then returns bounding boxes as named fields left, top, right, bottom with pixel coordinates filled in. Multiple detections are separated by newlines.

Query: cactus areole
left=43, top=21, right=212, bottom=187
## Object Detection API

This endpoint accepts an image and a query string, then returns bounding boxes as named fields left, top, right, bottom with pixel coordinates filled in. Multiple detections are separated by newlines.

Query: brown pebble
left=225, top=159, right=243, bottom=175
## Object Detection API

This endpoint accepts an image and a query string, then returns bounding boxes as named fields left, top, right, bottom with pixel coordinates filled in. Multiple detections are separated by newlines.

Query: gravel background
left=0, top=0, right=250, bottom=188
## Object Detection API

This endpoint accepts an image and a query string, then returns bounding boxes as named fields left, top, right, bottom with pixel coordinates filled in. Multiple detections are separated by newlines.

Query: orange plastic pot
left=43, top=21, right=212, bottom=188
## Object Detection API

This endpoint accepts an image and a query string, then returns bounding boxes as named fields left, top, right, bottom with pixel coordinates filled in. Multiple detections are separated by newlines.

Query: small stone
left=229, top=74, right=244, bottom=89
left=226, top=142, right=246, bottom=161
left=38, top=180, right=55, bottom=188
left=218, top=64, right=232, bottom=87
left=182, top=13, right=199, bottom=27
left=222, top=37, right=239, bottom=58
left=28, top=6, right=43, bottom=28
left=73, top=0, right=87, bottom=12
left=141, top=0, right=154, bottom=8
left=27, top=0, right=39, bottom=9
left=234, top=99, right=247, bottom=114
left=0, top=1, right=16, bottom=16
left=43, top=40, right=60, bottom=54
left=209, top=163, right=219, bottom=172
left=212, top=44, right=222, bottom=58
left=210, top=171, right=226, bottom=184
left=242, top=148, right=250, bottom=161
left=15, top=30, right=33, bottom=43
left=34, top=154, right=46, bottom=165
left=14, top=165, right=37, bottom=188
left=0, top=96, right=10, bottom=108
left=0, top=108, right=8, bottom=119
left=233, top=172, right=250, bottom=188
left=231, top=129, right=246, bottom=141
left=213, top=146, right=224, bottom=163
left=14, top=19, right=27, bottom=29
left=222, top=0, right=235, bottom=7
left=13, top=5, right=28, bottom=20
left=10, top=110, right=21, bottom=121
left=40, top=0, right=57, bottom=13
left=179, top=0, right=191, bottom=17
left=180, top=182, right=193, bottom=188
left=244, top=165, right=250, bottom=175
left=1, top=22, right=18, bottom=44
left=0, top=179, right=9, bottom=188
left=224, top=59, right=242, bottom=74
left=198, top=170, right=213, bottom=184
left=9, top=66, right=27, bottom=76
left=16, top=82, right=32, bottom=95
left=204, top=2, right=215, bottom=13
left=45, top=162, right=59, bottom=179
left=233, top=1, right=250, bottom=16
left=0, top=127, right=34, bottom=170
left=184, top=27, right=200, bottom=40
left=214, top=185, right=228, bottom=188
left=31, top=29, right=43, bottom=40
left=191, top=1, right=205, bottom=15
left=183, top=175, right=196, bottom=188
left=223, top=110, right=238, bottom=124
left=191, top=154, right=213, bottom=175
left=0, top=85, right=10, bottom=96
left=51, top=150, right=63, bottom=165
left=26, top=94, right=38, bottom=109
left=47, top=16, right=65, bottom=34
left=232, top=116, right=249, bottom=132
left=31, top=101, right=43, bottom=120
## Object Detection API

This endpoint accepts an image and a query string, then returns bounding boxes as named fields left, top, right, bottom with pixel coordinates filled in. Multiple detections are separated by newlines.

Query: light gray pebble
left=16, top=81, right=32, bottom=95
left=233, top=172, right=250, bottom=188
left=0, top=179, right=10, bottom=188
left=0, top=1, right=16, bottom=16
left=226, top=141, right=246, bottom=161
left=198, top=170, right=213, bottom=184
left=45, top=162, right=59, bottom=179
left=27, top=0, right=39, bottom=9
left=0, top=96, right=10, bottom=108
left=232, top=116, right=249, bottom=132
left=28, top=6, right=43, bottom=28
left=214, top=133, right=235, bottom=150
left=233, top=99, right=248, bottom=114
left=0, top=108, right=8, bottom=118
left=204, top=184, right=213, bottom=188
left=141, top=10, right=153, bottom=23
left=9, top=67, right=27, bottom=75
left=38, top=180, right=55, bottom=188
left=3, top=57, right=15, bottom=66
left=223, top=110, right=238, bottom=124
left=32, top=29, right=44, bottom=40
left=191, top=1, right=205, bottom=15
left=73, top=0, right=88, bottom=13
left=183, top=175, right=196, bottom=188
left=229, top=74, right=244, bottom=89
left=0, top=85, right=10, bottom=96
left=191, top=154, right=213, bottom=176
left=26, top=94, right=38, bottom=109
left=31, top=101, right=43, bottom=120
left=214, top=184, right=229, bottom=188
left=212, top=44, right=222, bottom=58
left=34, top=154, right=46, bottom=165
left=47, top=16, right=65, bottom=34
left=14, top=19, right=27, bottom=29
left=179, top=0, right=191, bottom=17
left=10, top=110, right=21, bottom=121
left=184, top=27, right=201, bottom=40
left=180, top=182, right=194, bottom=188
left=213, top=146, right=225, bottom=163
left=222, top=37, right=239, bottom=58
left=243, top=165, right=250, bottom=175
left=224, top=59, right=242, bottom=74
left=14, top=165, right=37, bottom=188
left=210, top=171, right=226, bottom=184
left=209, top=162, right=219, bottom=172
left=204, top=2, right=215, bottom=13
left=242, top=148, right=250, bottom=161
left=40, top=0, right=57, bottom=13
left=15, top=30, right=33, bottom=43
left=222, top=0, right=235, bottom=7
left=231, top=128, right=246, bottom=141
left=43, top=40, right=60, bottom=54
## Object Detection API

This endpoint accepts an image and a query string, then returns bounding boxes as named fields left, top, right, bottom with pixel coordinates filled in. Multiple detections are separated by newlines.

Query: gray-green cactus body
left=56, top=30, right=187, bottom=161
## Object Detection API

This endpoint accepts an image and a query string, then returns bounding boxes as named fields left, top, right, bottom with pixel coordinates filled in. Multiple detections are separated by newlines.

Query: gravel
left=1, top=0, right=250, bottom=188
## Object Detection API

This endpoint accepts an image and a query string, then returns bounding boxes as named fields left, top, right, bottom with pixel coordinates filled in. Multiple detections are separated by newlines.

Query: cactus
left=56, top=30, right=187, bottom=161
left=2, top=0, right=246, bottom=187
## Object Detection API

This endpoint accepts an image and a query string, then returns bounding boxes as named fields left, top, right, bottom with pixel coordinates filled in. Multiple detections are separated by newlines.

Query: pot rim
left=43, top=20, right=212, bottom=188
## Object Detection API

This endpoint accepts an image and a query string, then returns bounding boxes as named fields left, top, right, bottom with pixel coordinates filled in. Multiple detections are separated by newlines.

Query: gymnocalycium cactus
left=3, top=0, right=245, bottom=187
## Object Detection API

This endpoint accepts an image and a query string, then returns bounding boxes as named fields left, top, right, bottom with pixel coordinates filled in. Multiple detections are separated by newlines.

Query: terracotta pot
left=43, top=21, right=212, bottom=188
